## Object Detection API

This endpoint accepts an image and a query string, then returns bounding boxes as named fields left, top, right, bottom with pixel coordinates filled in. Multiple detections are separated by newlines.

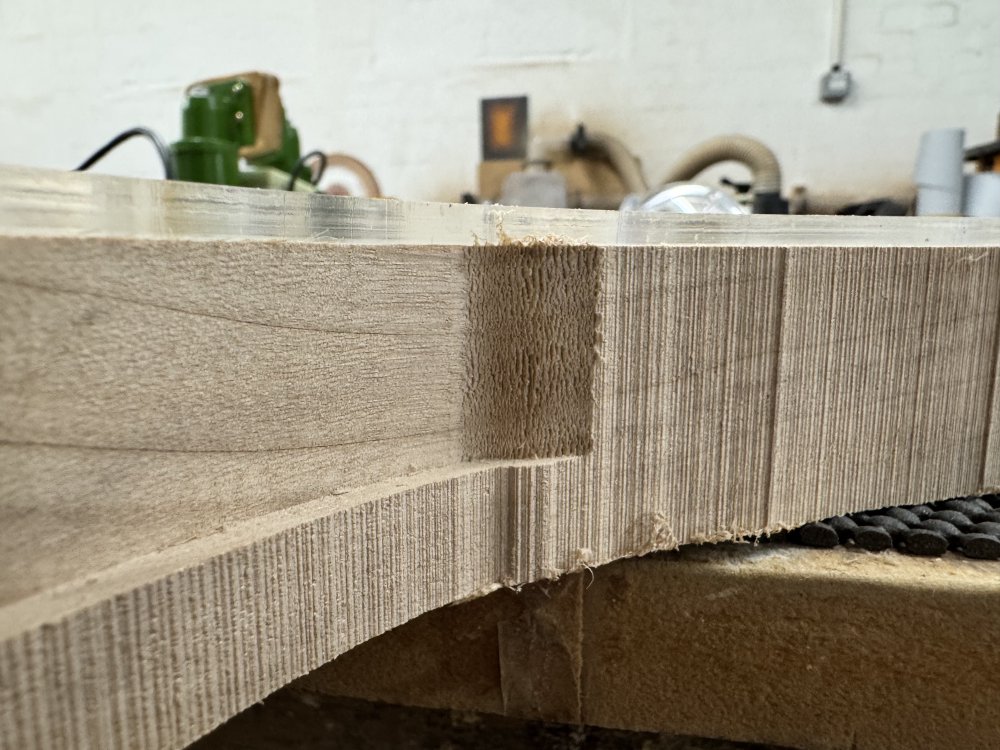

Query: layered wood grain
left=2, top=222, right=999, bottom=749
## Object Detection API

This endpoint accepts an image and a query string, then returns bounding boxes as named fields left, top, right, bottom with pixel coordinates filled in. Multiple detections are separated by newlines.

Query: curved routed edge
left=0, top=460, right=585, bottom=749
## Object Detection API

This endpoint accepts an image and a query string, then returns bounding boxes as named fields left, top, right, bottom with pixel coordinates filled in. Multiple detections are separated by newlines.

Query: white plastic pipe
left=914, top=128, right=964, bottom=216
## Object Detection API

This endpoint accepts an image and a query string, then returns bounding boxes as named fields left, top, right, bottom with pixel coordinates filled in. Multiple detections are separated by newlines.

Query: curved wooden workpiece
left=1, top=167, right=999, bottom=748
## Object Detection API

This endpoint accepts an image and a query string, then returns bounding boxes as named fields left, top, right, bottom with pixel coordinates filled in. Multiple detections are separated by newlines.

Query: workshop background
left=1, top=0, right=997, bottom=207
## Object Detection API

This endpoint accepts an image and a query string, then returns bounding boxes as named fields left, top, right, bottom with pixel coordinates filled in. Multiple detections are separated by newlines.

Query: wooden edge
left=0, top=459, right=577, bottom=749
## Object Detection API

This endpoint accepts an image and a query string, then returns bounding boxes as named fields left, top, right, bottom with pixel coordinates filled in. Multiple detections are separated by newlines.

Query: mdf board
left=0, top=167, right=999, bottom=749
left=296, top=546, right=1000, bottom=750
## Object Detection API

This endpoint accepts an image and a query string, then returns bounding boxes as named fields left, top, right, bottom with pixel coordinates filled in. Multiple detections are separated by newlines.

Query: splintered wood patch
left=463, top=242, right=601, bottom=459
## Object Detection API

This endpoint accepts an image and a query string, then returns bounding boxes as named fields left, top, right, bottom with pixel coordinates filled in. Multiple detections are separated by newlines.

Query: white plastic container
left=499, top=167, right=567, bottom=209
left=962, top=173, right=1000, bottom=217
left=914, top=128, right=965, bottom=216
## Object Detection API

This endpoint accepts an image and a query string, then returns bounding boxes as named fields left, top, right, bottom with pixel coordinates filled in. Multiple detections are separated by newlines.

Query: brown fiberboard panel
left=297, top=547, right=1000, bottom=750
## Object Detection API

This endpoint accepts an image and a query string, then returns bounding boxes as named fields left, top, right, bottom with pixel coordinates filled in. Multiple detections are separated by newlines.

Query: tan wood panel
left=298, top=546, right=1000, bottom=750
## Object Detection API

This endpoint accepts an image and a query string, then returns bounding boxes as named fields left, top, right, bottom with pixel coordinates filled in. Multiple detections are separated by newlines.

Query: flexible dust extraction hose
left=585, top=131, right=649, bottom=194
left=660, top=134, right=784, bottom=213
left=569, top=125, right=649, bottom=195
left=324, top=153, right=382, bottom=197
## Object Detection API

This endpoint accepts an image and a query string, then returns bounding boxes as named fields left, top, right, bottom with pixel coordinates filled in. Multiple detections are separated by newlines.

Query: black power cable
left=74, top=127, right=174, bottom=179
left=286, top=150, right=327, bottom=191
left=75, top=128, right=328, bottom=192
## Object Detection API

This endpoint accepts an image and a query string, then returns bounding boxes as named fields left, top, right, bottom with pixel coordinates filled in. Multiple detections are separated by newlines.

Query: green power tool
left=171, top=71, right=320, bottom=191
left=72, top=71, right=325, bottom=191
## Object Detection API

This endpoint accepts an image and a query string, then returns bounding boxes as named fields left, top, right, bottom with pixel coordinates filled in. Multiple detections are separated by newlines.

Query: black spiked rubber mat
left=790, top=493, right=1000, bottom=559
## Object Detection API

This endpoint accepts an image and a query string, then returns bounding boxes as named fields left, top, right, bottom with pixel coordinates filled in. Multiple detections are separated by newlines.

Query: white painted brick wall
left=1, top=0, right=997, bottom=206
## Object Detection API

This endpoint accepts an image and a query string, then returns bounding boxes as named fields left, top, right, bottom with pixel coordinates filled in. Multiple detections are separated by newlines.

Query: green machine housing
left=171, top=73, right=314, bottom=190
